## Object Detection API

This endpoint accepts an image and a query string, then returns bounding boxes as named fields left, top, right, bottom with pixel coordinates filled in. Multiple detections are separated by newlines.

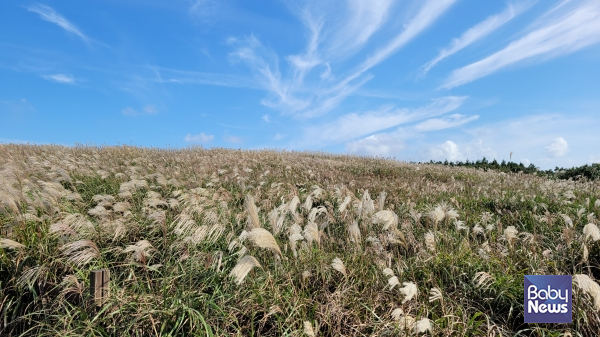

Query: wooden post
left=90, top=269, right=110, bottom=306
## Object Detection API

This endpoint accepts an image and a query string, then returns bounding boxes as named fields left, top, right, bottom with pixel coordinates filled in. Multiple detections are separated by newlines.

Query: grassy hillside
left=1, top=144, right=599, bottom=336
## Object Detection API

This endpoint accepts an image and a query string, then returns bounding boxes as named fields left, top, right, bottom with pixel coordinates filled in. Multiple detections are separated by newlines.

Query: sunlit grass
left=1, top=144, right=599, bottom=336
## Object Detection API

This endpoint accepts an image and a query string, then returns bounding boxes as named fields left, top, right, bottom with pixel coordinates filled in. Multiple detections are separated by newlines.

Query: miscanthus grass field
left=1, top=144, right=599, bottom=336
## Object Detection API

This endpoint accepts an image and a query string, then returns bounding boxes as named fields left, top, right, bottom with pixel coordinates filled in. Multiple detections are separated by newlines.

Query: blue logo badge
left=524, top=275, right=572, bottom=323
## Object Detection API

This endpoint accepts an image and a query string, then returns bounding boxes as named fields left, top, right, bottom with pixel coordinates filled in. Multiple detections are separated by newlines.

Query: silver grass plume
left=229, top=255, right=262, bottom=285
left=428, top=205, right=445, bottom=226
left=303, top=221, right=320, bottom=247
left=289, top=233, right=304, bottom=258
left=268, top=208, right=279, bottom=234
left=573, top=274, right=600, bottom=311
left=414, top=318, right=433, bottom=334
left=560, top=214, right=573, bottom=227
left=377, top=191, right=387, bottom=211
left=425, top=231, right=436, bottom=252
left=388, top=276, right=400, bottom=290
left=245, top=194, right=261, bottom=229
left=473, top=271, right=494, bottom=290
left=347, top=220, right=361, bottom=246
left=372, top=210, right=398, bottom=231
left=17, top=265, right=49, bottom=288
left=174, top=213, right=197, bottom=237
left=303, top=194, right=313, bottom=212
left=303, top=321, right=316, bottom=337
left=338, top=196, right=352, bottom=213
left=583, top=223, right=600, bottom=241
left=123, top=240, right=155, bottom=263
left=390, top=308, right=404, bottom=321
left=50, top=213, right=96, bottom=238
left=455, top=220, right=468, bottom=232
left=0, top=238, right=25, bottom=250
left=288, top=196, right=300, bottom=214
left=429, top=287, right=443, bottom=302
left=60, top=239, right=100, bottom=267
left=399, top=282, right=418, bottom=303
left=248, top=227, right=282, bottom=256
left=331, top=257, right=347, bottom=277
left=308, top=206, right=327, bottom=223
left=382, top=268, right=395, bottom=277
left=504, top=226, right=519, bottom=246
left=361, top=190, right=375, bottom=218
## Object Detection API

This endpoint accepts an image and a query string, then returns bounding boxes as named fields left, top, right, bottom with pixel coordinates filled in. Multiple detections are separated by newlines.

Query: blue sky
left=2, top=0, right=600, bottom=169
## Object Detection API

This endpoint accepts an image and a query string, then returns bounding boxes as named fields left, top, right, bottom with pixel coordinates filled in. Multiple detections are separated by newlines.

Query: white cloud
left=442, top=0, right=600, bottom=88
left=545, top=137, right=569, bottom=157
left=302, top=96, right=465, bottom=146
left=428, top=140, right=462, bottom=161
left=122, top=106, right=159, bottom=116
left=223, top=135, right=242, bottom=143
left=0, top=98, right=35, bottom=116
left=27, top=4, right=89, bottom=42
left=422, top=1, right=530, bottom=74
left=345, top=134, right=405, bottom=157
left=262, top=114, right=270, bottom=123
left=274, top=133, right=284, bottom=140
left=413, top=114, right=479, bottom=132
left=354, top=0, right=456, bottom=76
left=228, top=0, right=456, bottom=118
left=42, top=74, right=76, bottom=84
left=184, top=132, right=214, bottom=143
left=425, top=138, right=496, bottom=162
left=121, top=107, right=138, bottom=116
left=143, top=105, right=158, bottom=114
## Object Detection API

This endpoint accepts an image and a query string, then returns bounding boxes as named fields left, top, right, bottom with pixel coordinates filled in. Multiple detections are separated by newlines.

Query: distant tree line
left=428, top=157, right=600, bottom=181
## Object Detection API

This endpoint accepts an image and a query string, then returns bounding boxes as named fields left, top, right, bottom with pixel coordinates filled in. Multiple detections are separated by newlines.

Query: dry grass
left=1, top=144, right=599, bottom=336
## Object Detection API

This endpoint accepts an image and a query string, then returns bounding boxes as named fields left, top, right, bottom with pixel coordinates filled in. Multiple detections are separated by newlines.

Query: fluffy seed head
left=583, top=223, right=600, bottom=241
left=504, top=226, right=519, bottom=243
left=61, top=239, right=100, bottom=267
left=372, top=210, right=398, bottom=230
left=399, top=282, right=418, bottom=303
left=229, top=255, right=262, bottom=285
left=428, top=205, right=445, bottom=225
left=425, top=231, right=436, bottom=252
left=382, top=268, right=395, bottom=277
left=388, top=276, right=400, bottom=290
left=348, top=220, right=361, bottom=245
left=331, top=257, right=347, bottom=277
left=248, top=227, right=282, bottom=256
left=303, top=321, right=315, bottom=337
left=245, top=194, right=261, bottom=229
left=0, top=238, right=25, bottom=250
left=473, top=271, right=494, bottom=289
left=429, top=287, right=443, bottom=303
left=415, top=318, right=433, bottom=334
left=303, top=221, right=320, bottom=247
left=561, top=214, right=573, bottom=227
left=573, top=274, right=600, bottom=311
left=123, top=240, right=155, bottom=263
left=391, top=308, right=404, bottom=321
left=338, top=196, right=352, bottom=213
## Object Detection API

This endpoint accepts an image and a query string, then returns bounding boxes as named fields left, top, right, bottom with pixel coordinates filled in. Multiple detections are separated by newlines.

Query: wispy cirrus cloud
left=412, top=113, right=479, bottom=132
left=421, top=1, right=533, bottom=75
left=122, top=105, right=158, bottom=116
left=301, top=96, right=466, bottom=147
left=27, top=3, right=89, bottom=42
left=442, top=0, right=600, bottom=89
left=184, top=132, right=214, bottom=143
left=228, top=0, right=456, bottom=118
left=42, top=73, right=76, bottom=84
